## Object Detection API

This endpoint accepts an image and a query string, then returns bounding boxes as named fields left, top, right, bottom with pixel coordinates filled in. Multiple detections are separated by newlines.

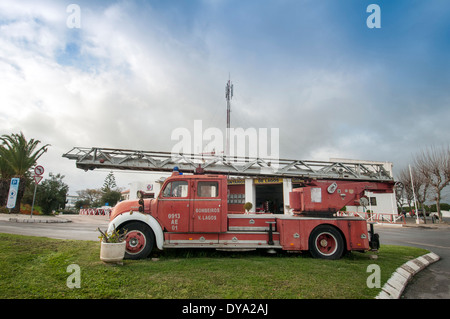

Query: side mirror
left=137, top=191, right=144, bottom=212
left=138, top=199, right=144, bottom=212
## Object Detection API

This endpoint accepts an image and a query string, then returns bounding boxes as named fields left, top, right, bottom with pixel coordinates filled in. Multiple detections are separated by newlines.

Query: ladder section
left=62, top=147, right=393, bottom=182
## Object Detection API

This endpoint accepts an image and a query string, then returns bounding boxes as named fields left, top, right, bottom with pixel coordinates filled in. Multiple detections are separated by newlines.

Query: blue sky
left=0, top=0, right=449, bottom=193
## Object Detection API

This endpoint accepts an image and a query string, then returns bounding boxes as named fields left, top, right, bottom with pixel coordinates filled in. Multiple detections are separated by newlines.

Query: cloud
left=1, top=0, right=449, bottom=194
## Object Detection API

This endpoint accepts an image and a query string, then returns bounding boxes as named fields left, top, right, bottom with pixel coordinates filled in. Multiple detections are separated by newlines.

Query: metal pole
left=30, top=181, right=37, bottom=218
left=226, top=98, right=230, bottom=156
left=225, top=77, right=233, bottom=157
left=409, top=165, right=420, bottom=224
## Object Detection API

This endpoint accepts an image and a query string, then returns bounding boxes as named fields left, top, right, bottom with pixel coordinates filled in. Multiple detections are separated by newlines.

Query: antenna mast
left=225, top=76, right=233, bottom=156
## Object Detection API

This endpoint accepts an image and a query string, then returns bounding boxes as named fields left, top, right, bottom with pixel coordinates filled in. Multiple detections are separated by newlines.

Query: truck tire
left=369, top=233, right=380, bottom=251
left=309, top=225, right=345, bottom=260
left=120, top=222, right=155, bottom=260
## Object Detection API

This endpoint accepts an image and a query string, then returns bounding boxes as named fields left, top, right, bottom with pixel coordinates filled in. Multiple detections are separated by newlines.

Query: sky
left=1, top=0, right=449, bottom=196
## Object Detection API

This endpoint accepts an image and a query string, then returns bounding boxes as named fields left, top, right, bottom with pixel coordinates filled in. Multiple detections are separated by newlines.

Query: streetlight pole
left=409, top=164, right=420, bottom=224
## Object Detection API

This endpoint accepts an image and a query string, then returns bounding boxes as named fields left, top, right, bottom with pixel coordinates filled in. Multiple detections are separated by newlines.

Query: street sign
left=6, top=178, right=20, bottom=209
left=34, top=165, right=44, bottom=176
left=34, top=175, right=43, bottom=184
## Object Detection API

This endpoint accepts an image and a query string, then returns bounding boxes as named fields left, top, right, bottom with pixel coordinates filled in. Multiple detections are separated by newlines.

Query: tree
left=0, top=132, right=49, bottom=213
left=36, top=173, right=69, bottom=215
left=413, top=145, right=450, bottom=223
left=397, top=165, right=430, bottom=222
left=76, top=189, right=103, bottom=208
left=74, top=199, right=91, bottom=210
left=101, top=171, right=121, bottom=207
left=0, top=144, right=14, bottom=206
left=101, top=190, right=122, bottom=207
left=102, top=171, right=117, bottom=193
left=75, top=172, right=123, bottom=209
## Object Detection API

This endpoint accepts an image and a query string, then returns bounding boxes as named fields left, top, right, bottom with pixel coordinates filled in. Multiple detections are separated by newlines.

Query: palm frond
left=0, top=132, right=50, bottom=177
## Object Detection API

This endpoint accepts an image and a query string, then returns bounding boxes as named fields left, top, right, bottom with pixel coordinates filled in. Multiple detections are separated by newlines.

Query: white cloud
left=1, top=0, right=449, bottom=195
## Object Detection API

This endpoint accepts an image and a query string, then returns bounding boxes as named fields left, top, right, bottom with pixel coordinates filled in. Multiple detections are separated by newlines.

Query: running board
left=164, top=231, right=280, bottom=249
left=163, top=243, right=282, bottom=249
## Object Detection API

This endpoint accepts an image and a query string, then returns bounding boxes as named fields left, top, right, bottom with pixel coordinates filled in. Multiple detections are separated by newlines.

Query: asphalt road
left=0, top=214, right=110, bottom=241
left=376, top=221, right=450, bottom=299
left=0, top=214, right=448, bottom=299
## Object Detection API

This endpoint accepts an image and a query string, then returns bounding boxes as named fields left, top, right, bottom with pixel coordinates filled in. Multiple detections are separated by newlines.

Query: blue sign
left=6, top=178, right=20, bottom=209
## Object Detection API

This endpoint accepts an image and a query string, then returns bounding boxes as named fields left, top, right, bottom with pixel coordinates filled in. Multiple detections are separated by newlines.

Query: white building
left=127, top=176, right=167, bottom=200
left=66, top=194, right=80, bottom=209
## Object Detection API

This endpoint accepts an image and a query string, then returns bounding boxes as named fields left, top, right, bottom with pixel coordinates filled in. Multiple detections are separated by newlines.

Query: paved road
left=0, top=214, right=110, bottom=241
left=376, top=221, right=450, bottom=299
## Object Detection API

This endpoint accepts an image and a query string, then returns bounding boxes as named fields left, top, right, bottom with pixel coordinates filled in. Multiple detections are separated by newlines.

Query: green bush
left=427, top=203, right=450, bottom=212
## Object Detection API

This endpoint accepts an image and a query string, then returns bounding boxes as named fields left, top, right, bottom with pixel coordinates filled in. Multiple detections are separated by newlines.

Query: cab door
left=192, top=180, right=222, bottom=232
left=158, top=180, right=190, bottom=232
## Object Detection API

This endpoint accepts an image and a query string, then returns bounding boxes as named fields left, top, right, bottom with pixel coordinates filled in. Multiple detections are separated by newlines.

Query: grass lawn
left=0, top=233, right=428, bottom=299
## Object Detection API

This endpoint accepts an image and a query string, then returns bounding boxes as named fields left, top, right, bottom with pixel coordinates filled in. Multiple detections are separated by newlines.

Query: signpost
left=6, top=178, right=20, bottom=210
left=34, top=165, right=44, bottom=176
left=30, top=165, right=44, bottom=218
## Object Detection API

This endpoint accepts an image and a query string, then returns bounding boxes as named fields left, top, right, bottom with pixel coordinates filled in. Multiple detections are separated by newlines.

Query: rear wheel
left=369, top=233, right=380, bottom=250
left=309, top=225, right=344, bottom=260
left=120, top=222, right=155, bottom=259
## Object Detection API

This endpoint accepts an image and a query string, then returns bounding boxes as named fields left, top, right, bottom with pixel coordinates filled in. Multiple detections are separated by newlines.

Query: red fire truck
left=107, top=168, right=392, bottom=260
left=63, top=147, right=394, bottom=260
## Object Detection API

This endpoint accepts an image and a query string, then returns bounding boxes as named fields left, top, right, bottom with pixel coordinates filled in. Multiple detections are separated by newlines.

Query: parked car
left=417, top=209, right=430, bottom=217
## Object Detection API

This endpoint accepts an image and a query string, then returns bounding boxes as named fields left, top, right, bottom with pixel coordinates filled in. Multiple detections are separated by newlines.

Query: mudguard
left=107, top=212, right=164, bottom=250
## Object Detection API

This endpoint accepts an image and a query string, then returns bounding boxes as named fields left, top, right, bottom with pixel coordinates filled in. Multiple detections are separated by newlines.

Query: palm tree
left=0, top=132, right=50, bottom=212
left=0, top=144, right=14, bottom=207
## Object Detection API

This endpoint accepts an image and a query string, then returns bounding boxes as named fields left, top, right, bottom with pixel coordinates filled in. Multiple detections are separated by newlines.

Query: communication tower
left=225, top=77, right=233, bottom=156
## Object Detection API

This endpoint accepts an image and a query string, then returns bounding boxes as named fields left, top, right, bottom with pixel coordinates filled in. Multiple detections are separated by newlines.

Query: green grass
left=0, top=233, right=428, bottom=299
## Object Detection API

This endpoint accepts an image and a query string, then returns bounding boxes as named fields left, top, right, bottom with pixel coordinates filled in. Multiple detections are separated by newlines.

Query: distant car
left=407, top=209, right=430, bottom=217
left=417, top=209, right=430, bottom=217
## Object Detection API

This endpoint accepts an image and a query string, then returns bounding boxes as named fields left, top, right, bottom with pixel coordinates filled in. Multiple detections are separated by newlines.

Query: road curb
left=376, top=252, right=440, bottom=299
left=8, top=217, right=72, bottom=223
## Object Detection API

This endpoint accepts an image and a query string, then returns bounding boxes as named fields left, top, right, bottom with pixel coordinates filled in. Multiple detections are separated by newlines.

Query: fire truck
left=63, top=147, right=395, bottom=259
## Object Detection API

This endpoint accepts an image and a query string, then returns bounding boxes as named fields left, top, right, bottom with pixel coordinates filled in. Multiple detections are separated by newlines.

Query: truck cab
left=108, top=170, right=231, bottom=259
left=154, top=171, right=228, bottom=233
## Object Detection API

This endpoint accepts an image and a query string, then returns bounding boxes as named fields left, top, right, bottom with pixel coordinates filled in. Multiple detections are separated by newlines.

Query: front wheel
left=120, top=222, right=155, bottom=260
left=309, top=225, right=345, bottom=260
